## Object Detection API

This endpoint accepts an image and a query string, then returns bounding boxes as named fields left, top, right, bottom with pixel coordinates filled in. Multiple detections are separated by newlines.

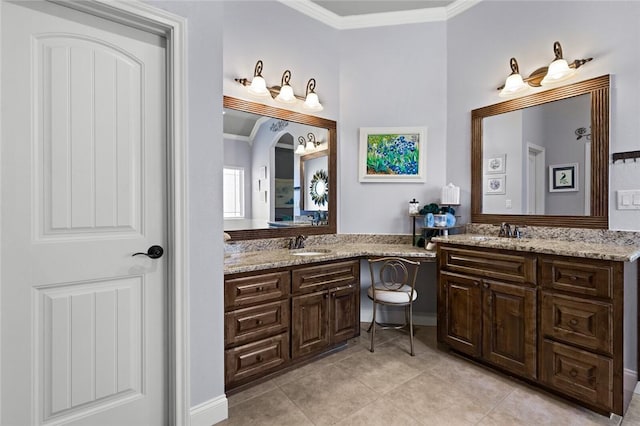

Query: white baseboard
left=190, top=394, right=228, bottom=426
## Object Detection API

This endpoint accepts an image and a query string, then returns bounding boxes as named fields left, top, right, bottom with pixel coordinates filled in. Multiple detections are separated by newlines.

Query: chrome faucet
left=498, top=222, right=511, bottom=237
left=499, top=223, right=524, bottom=239
left=289, top=235, right=307, bottom=249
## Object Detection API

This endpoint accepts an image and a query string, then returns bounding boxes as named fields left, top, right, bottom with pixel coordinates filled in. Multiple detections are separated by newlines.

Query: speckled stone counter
left=432, top=234, right=640, bottom=262
left=224, top=243, right=435, bottom=275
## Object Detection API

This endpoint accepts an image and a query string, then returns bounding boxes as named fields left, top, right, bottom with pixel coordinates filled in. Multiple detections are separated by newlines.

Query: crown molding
left=277, top=0, right=481, bottom=29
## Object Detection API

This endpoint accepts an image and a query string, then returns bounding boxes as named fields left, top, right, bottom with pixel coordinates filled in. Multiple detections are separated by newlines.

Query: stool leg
left=409, top=303, right=415, bottom=356
left=370, top=302, right=376, bottom=353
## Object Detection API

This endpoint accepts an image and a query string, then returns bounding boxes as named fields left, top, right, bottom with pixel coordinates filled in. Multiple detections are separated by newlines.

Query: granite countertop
left=224, top=243, right=436, bottom=275
left=432, top=234, right=640, bottom=262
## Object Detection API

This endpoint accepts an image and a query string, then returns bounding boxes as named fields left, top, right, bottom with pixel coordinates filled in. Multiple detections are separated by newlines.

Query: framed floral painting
left=358, top=127, right=427, bottom=182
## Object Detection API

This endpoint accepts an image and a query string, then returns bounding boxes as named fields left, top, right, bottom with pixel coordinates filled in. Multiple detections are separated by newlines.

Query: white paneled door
left=1, top=1, right=167, bottom=425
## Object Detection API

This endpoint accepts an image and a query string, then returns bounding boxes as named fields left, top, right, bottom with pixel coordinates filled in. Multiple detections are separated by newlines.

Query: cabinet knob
left=569, top=318, right=578, bottom=326
left=256, top=355, right=263, bottom=362
left=324, top=293, right=329, bottom=299
left=473, top=281, right=480, bottom=287
left=569, top=369, right=578, bottom=378
left=256, top=319, right=263, bottom=325
left=483, top=282, right=489, bottom=289
left=569, top=276, right=578, bottom=281
left=256, top=286, right=264, bottom=292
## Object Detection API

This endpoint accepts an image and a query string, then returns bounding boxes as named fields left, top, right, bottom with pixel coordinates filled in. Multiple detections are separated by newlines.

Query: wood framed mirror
left=223, top=96, right=337, bottom=240
left=471, top=75, right=609, bottom=229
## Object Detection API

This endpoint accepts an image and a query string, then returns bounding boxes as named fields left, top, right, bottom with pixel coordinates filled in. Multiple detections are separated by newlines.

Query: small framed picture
left=549, top=163, right=578, bottom=192
left=486, top=154, right=506, bottom=174
left=485, top=176, right=505, bottom=194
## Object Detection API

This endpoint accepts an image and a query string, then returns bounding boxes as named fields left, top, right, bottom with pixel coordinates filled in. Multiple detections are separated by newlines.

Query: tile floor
left=221, top=325, right=640, bottom=425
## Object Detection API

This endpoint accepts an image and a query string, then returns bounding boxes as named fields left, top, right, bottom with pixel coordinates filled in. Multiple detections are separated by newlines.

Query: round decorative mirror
left=310, top=169, right=328, bottom=207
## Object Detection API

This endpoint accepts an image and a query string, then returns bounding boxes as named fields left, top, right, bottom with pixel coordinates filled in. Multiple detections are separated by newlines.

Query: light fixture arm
left=553, top=41, right=563, bottom=60
left=254, top=60, right=264, bottom=78
left=280, top=70, right=291, bottom=88
left=306, top=78, right=317, bottom=96
left=307, top=132, right=322, bottom=148
left=509, top=57, right=520, bottom=75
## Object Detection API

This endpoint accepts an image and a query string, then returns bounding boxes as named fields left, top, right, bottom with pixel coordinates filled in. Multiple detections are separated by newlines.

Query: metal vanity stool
left=366, top=257, right=420, bottom=356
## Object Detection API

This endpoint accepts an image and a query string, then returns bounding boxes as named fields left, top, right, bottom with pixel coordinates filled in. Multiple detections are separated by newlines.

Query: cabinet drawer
left=541, top=339, right=612, bottom=411
left=225, top=300, right=290, bottom=348
left=439, top=246, right=536, bottom=284
left=225, top=271, right=290, bottom=310
left=539, top=257, right=614, bottom=299
left=292, top=260, right=359, bottom=294
left=225, top=332, right=289, bottom=387
left=541, top=291, right=612, bottom=355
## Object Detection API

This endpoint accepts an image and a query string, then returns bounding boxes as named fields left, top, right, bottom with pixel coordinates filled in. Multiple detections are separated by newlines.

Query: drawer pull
left=569, top=276, right=578, bottom=281
left=256, top=319, right=263, bottom=325
left=256, top=355, right=263, bottom=362
left=569, top=369, right=578, bottom=378
left=569, top=318, right=578, bottom=326
left=256, top=286, right=264, bottom=292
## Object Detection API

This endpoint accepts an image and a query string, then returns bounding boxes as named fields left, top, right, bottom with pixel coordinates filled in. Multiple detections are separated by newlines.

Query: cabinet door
left=292, top=291, right=330, bottom=359
left=438, top=271, right=482, bottom=357
left=330, top=284, right=359, bottom=344
left=482, top=279, right=537, bottom=379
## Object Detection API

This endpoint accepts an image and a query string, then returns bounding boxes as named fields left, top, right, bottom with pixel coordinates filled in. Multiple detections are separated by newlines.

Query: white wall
left=146, top=0, right=225, bottom=409
left=338, top=23, right=448, bottom=234
left=447, top=0, right=640, bottom=231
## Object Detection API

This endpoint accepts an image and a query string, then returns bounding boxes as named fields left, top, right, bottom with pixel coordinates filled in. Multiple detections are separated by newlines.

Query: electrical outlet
left=617, top=190, right=640, bottom=210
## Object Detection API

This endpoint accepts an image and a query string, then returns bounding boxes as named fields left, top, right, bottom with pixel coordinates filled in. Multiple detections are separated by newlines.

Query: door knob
left=132, top=245, right=164, bottom=259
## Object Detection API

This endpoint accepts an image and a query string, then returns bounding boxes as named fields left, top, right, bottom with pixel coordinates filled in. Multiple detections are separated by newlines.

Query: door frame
left=0, top=1, right=189, bottom=424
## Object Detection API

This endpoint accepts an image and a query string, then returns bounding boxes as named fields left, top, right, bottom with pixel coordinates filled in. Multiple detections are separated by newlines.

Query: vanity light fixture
left=499, top=58, right=529, bottom=98
left=246, top=60, right=269, bottom=97
left=303, top=78, right=324, bottom=112
left=295, top=136, right=307, bottom=155
left=236, top=60, right=323, bottom=110
left=295, top=133, right=323, bottom=155
left=497, top=41, right=593, bottom=95
left=275, top=70, right=296, bottom=104
left=540, top=41, right=577, bottom=85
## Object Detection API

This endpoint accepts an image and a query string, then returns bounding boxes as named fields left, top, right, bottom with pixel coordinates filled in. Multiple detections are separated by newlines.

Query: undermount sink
left=289, top=248, right=332, bottom=256
left=470, top=236, right=500, bottom=241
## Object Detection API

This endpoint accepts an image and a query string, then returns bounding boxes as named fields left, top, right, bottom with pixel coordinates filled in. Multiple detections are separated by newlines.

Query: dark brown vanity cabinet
left=291, top=260, right=360, bottom=359
left=438, top=246, right=537, bottom=379
left=224, top=260, right=360, bottom=390
left=438, top=243, right=637, bottom=416
left=539, top=256, right=622, bottom=414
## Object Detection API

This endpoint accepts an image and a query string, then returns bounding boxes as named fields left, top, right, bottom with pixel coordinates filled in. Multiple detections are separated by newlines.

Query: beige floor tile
left=279, top=364, right=376, bottom=425
left=489, top=387, right=619, bottom=426
left=383, top=371, right=494, bottom=424
left=335, top=397, right=423, bottom=426
left=220, top=388, right=313, bottom=426
left=270, top=356, right=333, bottom=387
left=623, top=396, right=640, bottom=425
left=334, top=344, right=423, bottom=394
left=226, top=379, right=277, bottom=408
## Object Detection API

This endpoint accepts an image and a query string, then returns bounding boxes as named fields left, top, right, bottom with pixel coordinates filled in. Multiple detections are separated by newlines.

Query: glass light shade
left=275, top=84, right=296, bottom=103
left=541, top=59, right=575, bottom=86
left=303, top=92, right=323, bottom=111
left=499, top=73, right=528, bottom=97
left=295, top=143, right=306, bottom=155
left=247, top=76, right=269, bottom=96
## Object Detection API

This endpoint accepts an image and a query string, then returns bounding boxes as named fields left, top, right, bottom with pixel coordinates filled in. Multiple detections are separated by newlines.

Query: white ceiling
left=279, top=0, right=480, bottom=29
left=310, top=1, right=455, bottom=17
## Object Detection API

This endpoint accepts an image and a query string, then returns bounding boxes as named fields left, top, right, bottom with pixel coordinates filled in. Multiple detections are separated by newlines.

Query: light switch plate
left=617, top=190, right=640, bottom=210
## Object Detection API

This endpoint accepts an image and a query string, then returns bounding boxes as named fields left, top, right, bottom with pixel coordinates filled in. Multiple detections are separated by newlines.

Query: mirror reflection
left=482, top=94, right=591, bottom=215
left=471, top=74, right=609, bottom=229
left=223, top=107, right=329, bottom=231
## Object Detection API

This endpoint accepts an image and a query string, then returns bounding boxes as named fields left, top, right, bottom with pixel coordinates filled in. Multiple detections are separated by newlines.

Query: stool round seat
left=367, top=284, right=417, bottom=304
